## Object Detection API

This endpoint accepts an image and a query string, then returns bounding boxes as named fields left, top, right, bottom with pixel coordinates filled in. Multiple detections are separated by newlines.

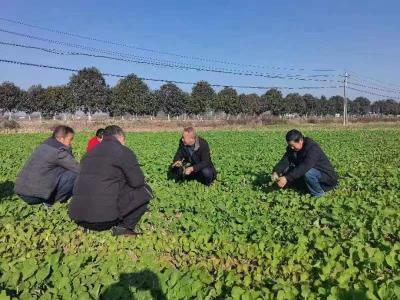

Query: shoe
left=111, top=226, right=142, bottom=237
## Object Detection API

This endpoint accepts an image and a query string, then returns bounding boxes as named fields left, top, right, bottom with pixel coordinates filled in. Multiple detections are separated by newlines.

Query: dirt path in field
left=1, top=119, right=399, bottom=134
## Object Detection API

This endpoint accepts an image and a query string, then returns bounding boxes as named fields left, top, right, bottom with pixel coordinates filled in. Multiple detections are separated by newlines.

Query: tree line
left=0, top=67, right=399, bottom=120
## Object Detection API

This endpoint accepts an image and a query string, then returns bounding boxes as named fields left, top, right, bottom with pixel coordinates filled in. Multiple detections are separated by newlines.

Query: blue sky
left=0, top=0, right=399, bottom=99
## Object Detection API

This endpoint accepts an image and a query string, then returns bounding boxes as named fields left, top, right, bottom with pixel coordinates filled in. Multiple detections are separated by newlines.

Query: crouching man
left=69, top=125, right=153, bottom=236
left=15, top=125, right=79, bottom=207
left=272, top=129, right=338, bottom=196
left=169, top=127, right=216, bottom=186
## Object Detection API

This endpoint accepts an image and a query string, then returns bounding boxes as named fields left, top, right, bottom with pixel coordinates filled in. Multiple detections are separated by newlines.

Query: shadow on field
left=247, top=171, right=309, bottom=195
left=100, top=269, right=166, bottom=300
left=246, top=171, right=279, bottom=193
left=0, top=180, right=15, bottom=201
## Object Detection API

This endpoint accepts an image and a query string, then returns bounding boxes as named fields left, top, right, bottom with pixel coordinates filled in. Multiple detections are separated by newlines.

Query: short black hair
left=103, top=125, right=124, bottom=137
left=286, top=129, right=303, bottom=142
left=52, top=125, right=74, bottom=139
left=96, top=128, right=105, bottom=138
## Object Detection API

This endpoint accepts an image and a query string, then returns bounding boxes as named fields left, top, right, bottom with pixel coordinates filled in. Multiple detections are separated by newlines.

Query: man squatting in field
left=69, top=125, right=153, bottom=236
left=169, top=127, right=216, bottom=186
left=272, top=129, right=338, bottom=196
left=14, top=125, right=79, bottom=207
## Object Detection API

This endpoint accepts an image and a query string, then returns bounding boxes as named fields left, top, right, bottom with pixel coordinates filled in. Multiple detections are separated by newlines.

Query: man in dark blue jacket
left=272, top=129, right=338, bottom=196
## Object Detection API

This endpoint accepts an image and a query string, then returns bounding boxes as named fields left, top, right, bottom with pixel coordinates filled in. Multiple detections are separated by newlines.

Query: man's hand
left=184, top=166, right=194, bottom=175
left=172, top=160, right=183, bottom=168
left=277, top=176, right=287, bottom=188
left=271, top=172, right=279, bottom=182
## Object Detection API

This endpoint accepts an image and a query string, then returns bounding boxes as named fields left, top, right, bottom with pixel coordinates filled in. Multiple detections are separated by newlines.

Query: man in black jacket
left=272, top=129, right=338, bottom=196
left=15, top=125, right=79, bottom=206
left=169, top=127, right=216, bottom=186
left=69, top=125, right=153, bottom=236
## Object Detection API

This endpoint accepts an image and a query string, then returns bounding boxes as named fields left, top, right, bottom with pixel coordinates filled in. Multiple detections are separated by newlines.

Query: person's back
left=69, top=125, right=153, bottom=236
left=15, top=125, right=79, bottom=205
left=71, top=135, right=138, bottom=222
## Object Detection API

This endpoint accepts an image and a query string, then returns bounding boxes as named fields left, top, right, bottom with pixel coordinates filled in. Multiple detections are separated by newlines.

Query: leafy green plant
left=0, top=128, right=399, bottom=299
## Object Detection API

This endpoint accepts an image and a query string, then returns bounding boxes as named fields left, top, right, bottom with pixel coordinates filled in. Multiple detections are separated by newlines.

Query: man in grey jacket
left=15, top=125, right=80, bottom=206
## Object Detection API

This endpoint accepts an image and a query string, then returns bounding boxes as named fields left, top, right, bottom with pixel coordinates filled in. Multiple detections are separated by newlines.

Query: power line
left=0, top=40, right=341, bottom=82
left=349, top=70, right=400, bottom=88
left=348, top=74, right=400, bottom=92
left=348, top=70, right=400, bottom=90
left=347, top=81, right=400, bottom=95
left=0, top=27, right=339, bottom=80
left=349, top=74, right=400, bottom=91
left=347, top=86, right=400, bottom=100
left=0, top=31, right=341, bottom=83
left=0, top=29, right=180, bottom=67
left=0, top=58, right=343, bottom=91
left=0, top=16, right=337, bottom=73
left=344, top=72, right=400, bottom=95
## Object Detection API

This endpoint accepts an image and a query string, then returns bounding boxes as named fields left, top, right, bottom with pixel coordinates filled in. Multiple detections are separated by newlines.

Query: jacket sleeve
left=173, top=141, right=184, bottom=162
left=120, top=147, right=146, bottom=188
left=273, top=151, right=290, bottom=175
left=285, top=145, right=320, bottom=182
left=57, top=149, right=80, bottom=173
left=192, top=141, right=212, bottom=173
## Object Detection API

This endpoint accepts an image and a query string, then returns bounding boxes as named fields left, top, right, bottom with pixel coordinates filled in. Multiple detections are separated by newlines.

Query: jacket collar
left=43, top=137, right=70, bottom=151
left=303, top=137, right=312, bottom=148
left=181, top=136, right=200, bottom=151
left=194, top=137, right=200, bottom=151
left=102, top=135, right=121, bottom=144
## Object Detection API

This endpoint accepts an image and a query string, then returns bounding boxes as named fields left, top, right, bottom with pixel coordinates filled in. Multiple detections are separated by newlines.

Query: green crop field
left=0, top=127, right=399, bottom=300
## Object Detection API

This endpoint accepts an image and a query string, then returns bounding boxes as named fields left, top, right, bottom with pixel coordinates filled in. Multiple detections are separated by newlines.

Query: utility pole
left=343, top=72, right=348, bottom=126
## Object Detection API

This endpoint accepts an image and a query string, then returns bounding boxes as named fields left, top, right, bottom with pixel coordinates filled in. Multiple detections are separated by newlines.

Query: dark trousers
left=19, top=170, right=77, bottom=205
left=77, top=203, right=148, bottom=231
left=168, top=166, right=215, bottom=186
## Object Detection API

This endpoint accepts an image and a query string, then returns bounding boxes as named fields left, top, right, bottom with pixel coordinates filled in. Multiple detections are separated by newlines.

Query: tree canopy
left=1, top=68, right=399, bottom=120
